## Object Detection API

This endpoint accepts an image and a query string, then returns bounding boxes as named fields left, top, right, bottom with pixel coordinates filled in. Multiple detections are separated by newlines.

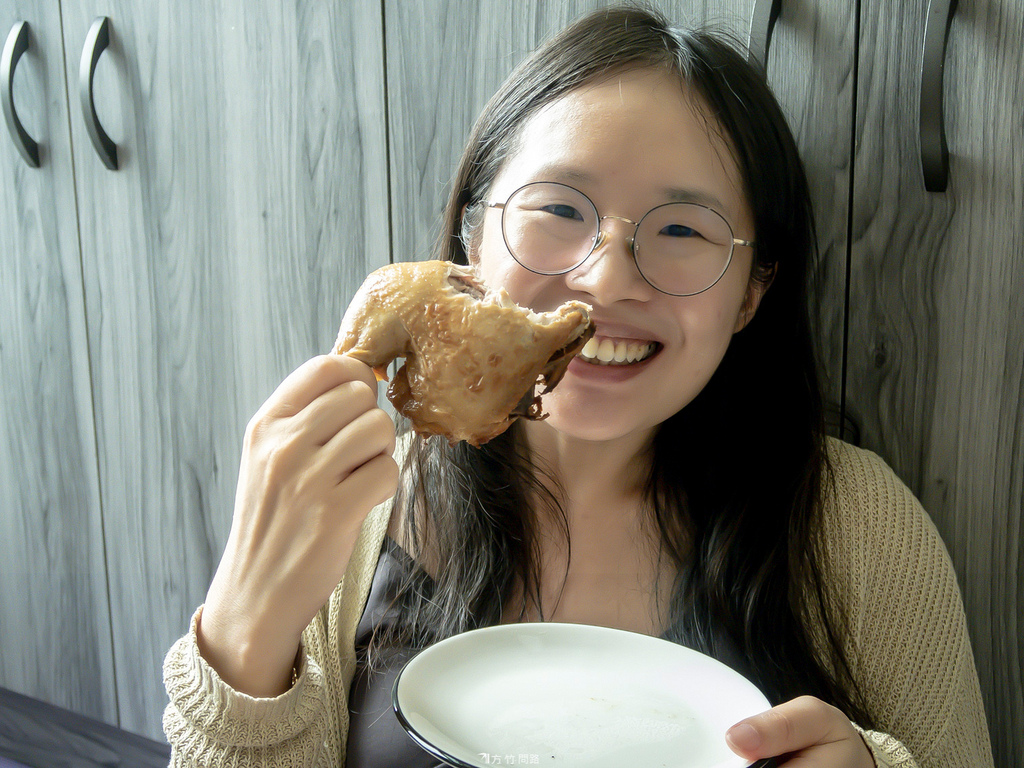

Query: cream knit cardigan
left=163, top=439, right=994, bottom=767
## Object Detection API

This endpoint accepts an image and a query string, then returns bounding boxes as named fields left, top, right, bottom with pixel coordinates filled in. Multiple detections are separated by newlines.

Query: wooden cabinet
left=1, top=0, right=1020, bottom=762
left=0, top=0, right=116, bottom=726
left=844, top=0, right=1024, bottom=762
left=1, top=0, right=388, bottom=739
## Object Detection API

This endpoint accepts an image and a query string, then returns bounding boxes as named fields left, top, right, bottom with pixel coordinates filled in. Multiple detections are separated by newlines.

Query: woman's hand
left=197, top=355, right=400, bottom=697
left=726, top=696, right=875, bottom=767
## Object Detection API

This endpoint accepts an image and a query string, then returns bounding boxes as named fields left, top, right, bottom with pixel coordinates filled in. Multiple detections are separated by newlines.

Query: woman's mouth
left=578, top=335, right=659, bottom=366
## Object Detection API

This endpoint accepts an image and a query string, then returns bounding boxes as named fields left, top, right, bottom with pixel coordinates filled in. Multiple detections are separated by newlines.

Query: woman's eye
left=541, top=204, right=584, bottom=221
left=660, top=223, right=699, bottom=238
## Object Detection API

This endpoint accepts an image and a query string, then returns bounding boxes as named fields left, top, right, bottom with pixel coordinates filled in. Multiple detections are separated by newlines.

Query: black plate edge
left=392, top=660, right=483, bottom=768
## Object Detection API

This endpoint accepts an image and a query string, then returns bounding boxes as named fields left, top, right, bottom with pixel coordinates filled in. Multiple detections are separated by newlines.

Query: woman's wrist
left=195, top=602, right=302, bottom=698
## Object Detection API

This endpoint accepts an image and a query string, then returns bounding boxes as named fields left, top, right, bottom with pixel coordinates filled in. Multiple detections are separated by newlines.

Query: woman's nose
left=566, top=219, right=650, bottom=302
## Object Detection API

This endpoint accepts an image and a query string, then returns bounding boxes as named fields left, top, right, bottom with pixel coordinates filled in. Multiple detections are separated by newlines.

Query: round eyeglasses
left=485, top=181, right=754, bottom=297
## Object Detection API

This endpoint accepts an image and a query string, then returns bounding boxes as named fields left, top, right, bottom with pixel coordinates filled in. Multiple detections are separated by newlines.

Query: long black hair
left=374, top=5, right=874, bottom=728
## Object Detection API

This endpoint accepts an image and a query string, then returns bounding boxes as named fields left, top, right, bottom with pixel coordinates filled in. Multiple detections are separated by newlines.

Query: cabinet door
left=0, top=1, right=116, bottom=722
left=384, top=0, right=855, bottom=424
left=848, top=0, right=1023, bottom=762
left=58, top=1, right=389, bottom=738
left=763, top=0, right=858, bottom=432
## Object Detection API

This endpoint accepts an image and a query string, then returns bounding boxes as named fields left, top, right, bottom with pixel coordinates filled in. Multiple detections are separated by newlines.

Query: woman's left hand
left=725, top=696, right=874, bottom=767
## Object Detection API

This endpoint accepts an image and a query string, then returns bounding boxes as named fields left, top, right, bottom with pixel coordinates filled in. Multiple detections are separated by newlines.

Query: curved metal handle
left=920, top=0, right=958, bottom=192
left=79, top=16, right=117, bottom=170
left=748, top=0, right=782, bottom=71
left=2, top=21, right=40, bottom=167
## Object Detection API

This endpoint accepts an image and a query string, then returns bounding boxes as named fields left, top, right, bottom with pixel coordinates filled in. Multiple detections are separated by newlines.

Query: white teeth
left=578, top=336, right=656, bottom=366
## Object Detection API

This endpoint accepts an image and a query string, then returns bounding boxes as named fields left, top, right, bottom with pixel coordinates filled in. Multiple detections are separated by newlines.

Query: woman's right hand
left=197, top=354, right=399, bottom=697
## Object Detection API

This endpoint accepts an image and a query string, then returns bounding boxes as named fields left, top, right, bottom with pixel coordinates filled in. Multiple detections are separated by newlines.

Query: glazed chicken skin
left=333, top=260, right=594, bottom=445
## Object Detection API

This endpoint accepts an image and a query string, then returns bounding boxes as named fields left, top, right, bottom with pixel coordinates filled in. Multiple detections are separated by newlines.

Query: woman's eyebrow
left=531, top=165, right=596, bottom=186
left=528, top=166, right=733, bottom=214
left=663, top=186, right=730, bottom=212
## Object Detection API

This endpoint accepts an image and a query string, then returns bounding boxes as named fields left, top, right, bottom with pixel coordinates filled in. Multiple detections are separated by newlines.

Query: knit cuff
left=853, top=724, right=918, bottom=768
left=162, top=605, right=326, bottom=749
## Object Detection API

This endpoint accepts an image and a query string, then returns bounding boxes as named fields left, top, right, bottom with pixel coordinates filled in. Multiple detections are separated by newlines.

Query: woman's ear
left=460, top=201, right=483, bottom=266
left=733, top=263, right=777, bottom=333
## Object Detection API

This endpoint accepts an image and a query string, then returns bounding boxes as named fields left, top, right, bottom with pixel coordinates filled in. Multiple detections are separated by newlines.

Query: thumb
left=725, top=696, right=845, bottom=760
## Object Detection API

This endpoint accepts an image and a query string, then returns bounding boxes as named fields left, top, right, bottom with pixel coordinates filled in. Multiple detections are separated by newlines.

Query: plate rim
left=390, top=622, right=772, bottom=768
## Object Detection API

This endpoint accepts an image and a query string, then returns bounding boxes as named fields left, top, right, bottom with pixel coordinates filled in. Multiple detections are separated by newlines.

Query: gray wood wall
left=58, top=0, right=390, bottom=736
left=845, top=2, right=1024, bottom=764
left=0, top=0, right=117, bottom=726
left=2, top=0, right=389, bottom=740
left=1, top=1, right=1020, bottom=765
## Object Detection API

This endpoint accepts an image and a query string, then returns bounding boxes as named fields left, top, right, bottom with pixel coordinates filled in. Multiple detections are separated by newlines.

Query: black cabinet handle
left=1, top=21, right=40, bottom=167
left=920, top=0, right=958, bottom=191
left=79, top=16, right=117, bottom=170
left=748, top=0, right=782, bottom=71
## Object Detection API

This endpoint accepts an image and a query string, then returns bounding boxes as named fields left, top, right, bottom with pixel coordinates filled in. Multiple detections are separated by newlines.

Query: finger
left=264, top=355, right=377, bottom=419
left=318, top=407, right=396, bottom=483
left=298, top=379, right=380, bottom=446
left=332, top=451, right=400, bottom=515
left=725, top=696, right=848, bottom=760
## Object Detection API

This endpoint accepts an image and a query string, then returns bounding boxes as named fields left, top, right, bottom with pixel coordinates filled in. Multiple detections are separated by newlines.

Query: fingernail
left=726, top=722, right=762, bottom=752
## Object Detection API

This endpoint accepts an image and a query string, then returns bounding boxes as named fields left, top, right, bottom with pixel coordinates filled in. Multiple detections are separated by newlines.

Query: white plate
left=393, top=622, right=770, bottom=768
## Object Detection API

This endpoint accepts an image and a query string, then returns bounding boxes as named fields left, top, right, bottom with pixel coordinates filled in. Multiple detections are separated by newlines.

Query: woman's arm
left=199, top=355, right=397, bottom=697
left=820, top=441, right=994, bottom=767
left=163, top=606, right=332, bottom=767
left=162, top=496, right=392, bottom=767
left=162, top=354, right=399, bottom=766
left=725, top=442, right=992, bottom=768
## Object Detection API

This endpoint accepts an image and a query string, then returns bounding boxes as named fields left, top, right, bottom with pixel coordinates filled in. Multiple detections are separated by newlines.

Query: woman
left=163, top=7, right=993, bottom=767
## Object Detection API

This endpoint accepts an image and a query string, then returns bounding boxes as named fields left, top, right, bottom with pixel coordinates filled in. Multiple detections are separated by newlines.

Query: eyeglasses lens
left=501, top=183, right=598, bottom=275
left=500, top=182, right=734, bottom=296
left=634, top=203, right=734, bottom=296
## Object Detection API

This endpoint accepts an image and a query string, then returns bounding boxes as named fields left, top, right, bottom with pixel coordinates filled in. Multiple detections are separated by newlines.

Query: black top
left=346, top=538, right=444, bottom=767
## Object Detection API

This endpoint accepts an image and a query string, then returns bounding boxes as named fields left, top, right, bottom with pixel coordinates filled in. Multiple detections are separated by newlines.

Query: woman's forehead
left=493, top=68, right=748, bottom=220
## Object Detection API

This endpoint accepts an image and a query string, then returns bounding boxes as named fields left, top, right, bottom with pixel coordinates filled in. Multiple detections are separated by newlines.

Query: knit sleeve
left=161, top=497, right=393, bottom=767
left=822, top=440, right=994, bottom=767
left=853, top=724, right=919, bottom=766
left=162, top=605, right=335, bottom=767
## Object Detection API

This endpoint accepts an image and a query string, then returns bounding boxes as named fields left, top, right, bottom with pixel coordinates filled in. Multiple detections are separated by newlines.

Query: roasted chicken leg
left=333, top=260, right=594, bottom=445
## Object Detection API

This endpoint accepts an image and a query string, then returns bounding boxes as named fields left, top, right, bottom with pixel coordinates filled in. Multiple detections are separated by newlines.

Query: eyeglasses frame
left=484, top=181, right=755, bottom=297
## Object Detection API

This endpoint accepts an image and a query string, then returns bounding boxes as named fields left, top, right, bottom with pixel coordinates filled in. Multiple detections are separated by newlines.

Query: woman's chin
left=525, top=397, right=657, bottom=446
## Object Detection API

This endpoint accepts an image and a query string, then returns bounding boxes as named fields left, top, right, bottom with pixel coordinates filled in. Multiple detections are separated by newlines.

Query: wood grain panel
left=59, top=0, right=388, bottom=739
left=0, top=0, right=116, bottom=723
left=848, top=0, right=1023, bottom=763
left=763, top=0, right=857, bottom=434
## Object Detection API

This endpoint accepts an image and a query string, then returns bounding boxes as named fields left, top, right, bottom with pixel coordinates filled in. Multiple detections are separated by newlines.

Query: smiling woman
left=161, top=6, right=994, bottom=768
left=467, top=66, right=764, bottom=442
